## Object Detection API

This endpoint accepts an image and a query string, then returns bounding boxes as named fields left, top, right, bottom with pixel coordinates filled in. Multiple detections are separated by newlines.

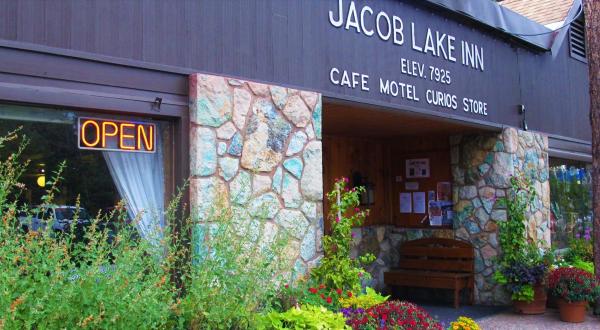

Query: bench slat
left=384, top=272, right=469, bottom=289
left=400, top=246, right=474, bottom=259
left=398, top=259, right=473, bottom=272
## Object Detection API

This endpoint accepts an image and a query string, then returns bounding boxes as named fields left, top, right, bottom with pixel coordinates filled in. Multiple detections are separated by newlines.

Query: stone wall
left=189, top=73, right=324, bottom=278
left=451, top=128, right=550, bottom=305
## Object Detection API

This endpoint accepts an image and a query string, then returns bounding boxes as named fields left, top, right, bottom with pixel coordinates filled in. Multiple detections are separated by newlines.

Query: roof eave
left=423, top=0, right=554, bottom=51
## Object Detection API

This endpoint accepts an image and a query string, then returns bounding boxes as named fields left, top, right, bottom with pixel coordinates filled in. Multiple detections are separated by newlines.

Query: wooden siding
left=323, top=133, right=452, bottom=230
left=0, top=0, right=591, bottom=143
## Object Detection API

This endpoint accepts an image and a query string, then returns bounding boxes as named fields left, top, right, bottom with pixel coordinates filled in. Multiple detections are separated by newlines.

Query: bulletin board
left=391, top=140, right=453, bottom=229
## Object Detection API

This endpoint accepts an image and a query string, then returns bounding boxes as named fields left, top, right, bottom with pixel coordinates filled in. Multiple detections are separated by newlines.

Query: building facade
left=0, top=0, right=590, bottom=305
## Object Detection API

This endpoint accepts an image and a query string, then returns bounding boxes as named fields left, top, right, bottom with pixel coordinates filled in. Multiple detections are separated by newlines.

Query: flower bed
left=343, top=301, right=442, bottom=329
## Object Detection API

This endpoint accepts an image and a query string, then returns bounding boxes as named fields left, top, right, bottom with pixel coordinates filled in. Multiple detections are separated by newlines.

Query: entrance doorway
left=322, top=101, right=486, bottom=230
left=321, top=100, right=492, bottom=304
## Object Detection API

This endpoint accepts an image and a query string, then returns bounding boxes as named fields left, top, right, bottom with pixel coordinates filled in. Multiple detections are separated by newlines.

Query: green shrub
left=178, top=199, right=293, bottom=329
left=339, top=287, right=389, bottom=309
left=564, top=238, right=593, bottom=263
left=256, top=305, right=350, bottom=330
left=310, top=178, right=375, bottom=292
left=0, top=133, right=179, bottom=329
left=0, top=131, right=293, bottom=329
left=571, top=259, right=594, bottom=274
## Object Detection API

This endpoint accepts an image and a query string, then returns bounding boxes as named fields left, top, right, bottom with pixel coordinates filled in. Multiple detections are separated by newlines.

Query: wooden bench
left=384, top=237, right=475, bottom=308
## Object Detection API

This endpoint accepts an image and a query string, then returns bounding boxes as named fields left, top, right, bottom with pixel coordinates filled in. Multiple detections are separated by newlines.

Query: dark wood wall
left=322, top=135, right=392, bottom=228
left=323, top=134, right=452, bottom=230
left=0, top=0, right=591, bottom=143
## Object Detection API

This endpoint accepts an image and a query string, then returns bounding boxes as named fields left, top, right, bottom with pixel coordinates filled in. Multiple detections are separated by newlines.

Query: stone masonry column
left=189, top=73, right=324, bottom=278
left=451, top=128, right=550, bottom=305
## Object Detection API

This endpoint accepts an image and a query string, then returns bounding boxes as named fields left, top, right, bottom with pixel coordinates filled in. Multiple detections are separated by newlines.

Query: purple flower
left=351, top=232, right=356, bottom=238
left=584, top=233, right=591, bottom=241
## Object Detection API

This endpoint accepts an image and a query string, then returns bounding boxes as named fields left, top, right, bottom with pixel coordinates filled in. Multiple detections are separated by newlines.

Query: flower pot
left=558, top=299, right=587, bottom=323
left=512, top=285, right=547, bottom=314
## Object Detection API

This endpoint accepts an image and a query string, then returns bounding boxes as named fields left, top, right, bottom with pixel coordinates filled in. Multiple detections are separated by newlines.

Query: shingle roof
left=499, top=0, right=574, bottom=25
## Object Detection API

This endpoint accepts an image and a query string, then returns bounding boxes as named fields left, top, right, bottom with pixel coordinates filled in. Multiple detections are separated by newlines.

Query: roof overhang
left=423, top=0, right=557, bottom=51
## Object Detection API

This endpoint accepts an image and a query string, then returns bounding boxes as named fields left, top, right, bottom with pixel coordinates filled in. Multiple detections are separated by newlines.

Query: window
left=0, top=104, right=168, bottom=242
left=549, top=159, right=592, bottom=248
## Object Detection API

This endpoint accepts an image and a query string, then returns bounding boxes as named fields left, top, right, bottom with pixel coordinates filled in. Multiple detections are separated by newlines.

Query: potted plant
left=494, top=176, right=549, bottom=314
left=548, top=267, right=600, bottom=323
left=494, top=244, right=550, bottom=314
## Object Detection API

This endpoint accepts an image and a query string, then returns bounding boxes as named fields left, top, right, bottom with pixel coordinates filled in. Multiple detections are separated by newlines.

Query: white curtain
left=102, top=125, right=165, bottom=243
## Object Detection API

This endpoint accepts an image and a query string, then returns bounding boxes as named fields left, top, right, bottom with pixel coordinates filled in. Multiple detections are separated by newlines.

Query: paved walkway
left=421, top=303, right=600, bottom=329
left=477, top=308, right=600, bottom=329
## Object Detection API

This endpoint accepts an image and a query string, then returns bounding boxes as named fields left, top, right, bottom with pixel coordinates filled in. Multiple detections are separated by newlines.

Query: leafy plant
left=548, top=267, right=600, bottom=303
left=497, top=175, right=536, bottom=264
left=493, top=247, right=548, bottom=302
left=174, top=196, right=294, bottom=329
left=344, top=300, right=442, bottom=330
left=494, top=175, right=550, bottom=302
left=256, top=305, right=350, bottom=330
left=448, top=316, right=481, bottom=330
left=564, top=237, right=593, bottom=263
left=0, top=131, right=293, bottom=329
left=310, top=178, right=375, bottom=293
left=570, top=259, right=594, bottom=274
left=0, top=133, right=179, bottom=329
left=274, top=281, right=347, bottom=313
left=339, top=287, right=389, bottom=309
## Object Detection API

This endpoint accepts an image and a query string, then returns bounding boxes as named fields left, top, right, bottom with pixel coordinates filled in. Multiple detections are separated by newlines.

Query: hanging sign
left=78, top=117, right=156, bottom=153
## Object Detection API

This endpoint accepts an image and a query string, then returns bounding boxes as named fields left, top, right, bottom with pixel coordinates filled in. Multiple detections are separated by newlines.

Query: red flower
left=284, top=284, right=289, bottom=289
left=308, top=287, right=318, bottom=294
left=319, top=284, right=325, bottom=290
left=326, top=296, right=333, bottom=304
left=336, top=288, right=342, bottom=295
left=347, top=291, right=353, bottom=297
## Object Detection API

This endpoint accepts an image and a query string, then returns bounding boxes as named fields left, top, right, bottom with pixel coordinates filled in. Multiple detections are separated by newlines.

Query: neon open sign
left=78, top=117, right=156, bottom=153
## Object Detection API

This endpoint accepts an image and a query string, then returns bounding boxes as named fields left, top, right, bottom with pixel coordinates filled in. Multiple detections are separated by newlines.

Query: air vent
left=569, top=14, right=587, bottom=62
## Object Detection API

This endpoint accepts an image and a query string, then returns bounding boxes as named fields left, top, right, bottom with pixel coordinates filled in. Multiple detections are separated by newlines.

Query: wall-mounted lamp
left=153, top=97, right=163, bottom=112
left=518, top=104, right=528, bottom=131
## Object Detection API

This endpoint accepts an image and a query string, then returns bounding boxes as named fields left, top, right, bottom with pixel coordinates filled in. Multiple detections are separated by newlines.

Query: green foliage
left=497, top=175, right=536, bottom=265
left=178, top=199, right=293, bottom=329
left=510, top=284, right=534, bottom=302
left=339, top=287, right=389, bottom=309
left=0, top=134, right=179, bottom=329
left=564, top=238, right=593, bottom=263
left=0, top=131, right=293, bottom=329
left=494, top=175, right=551, bottom=302
left=310, top=178, right=375, bottom=292
left=571, top=259, right=594, bottom=274
left=256, top=305, right=350, bottom=330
